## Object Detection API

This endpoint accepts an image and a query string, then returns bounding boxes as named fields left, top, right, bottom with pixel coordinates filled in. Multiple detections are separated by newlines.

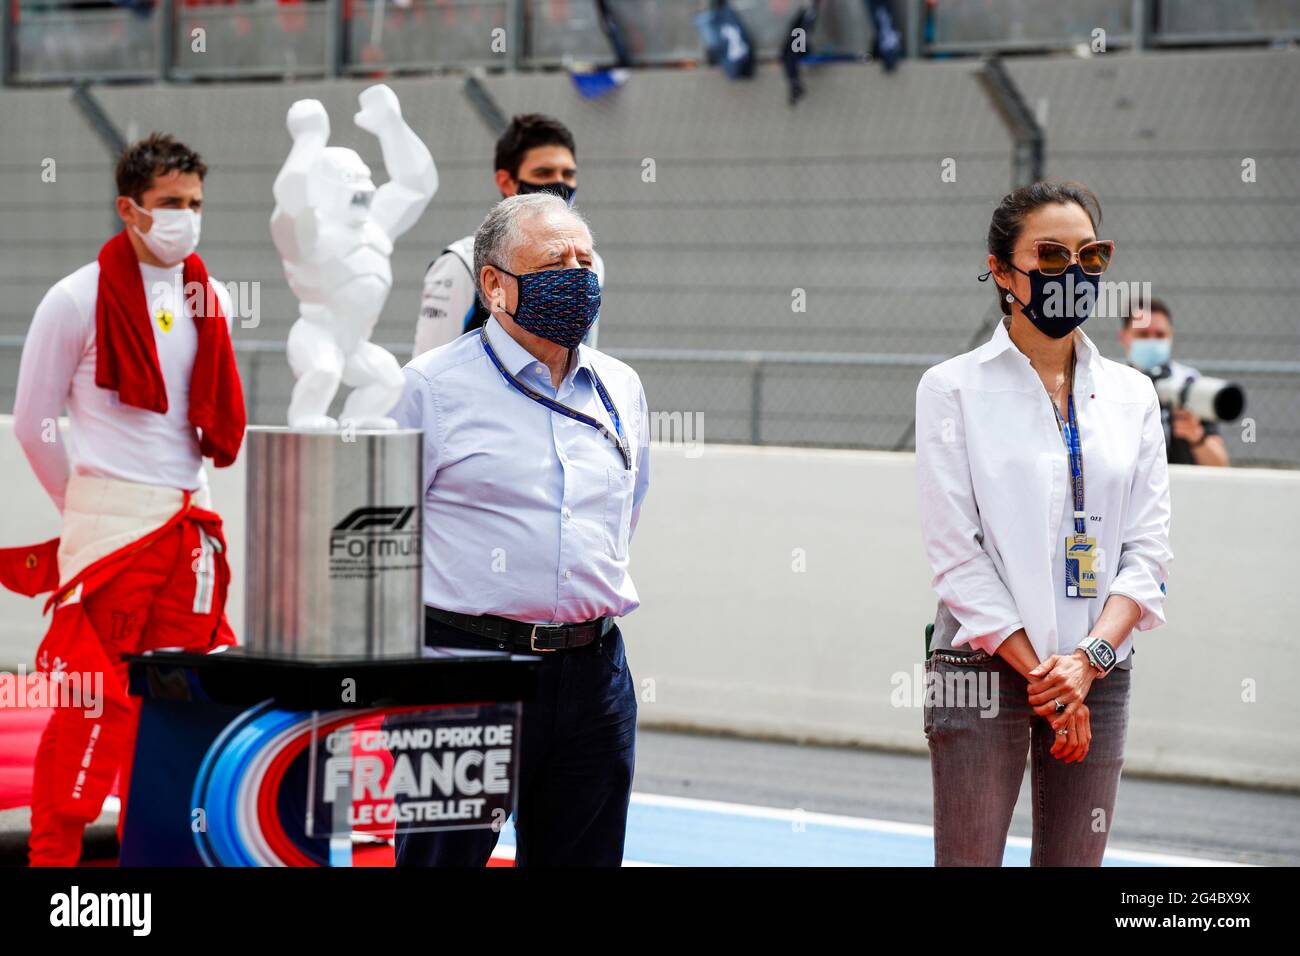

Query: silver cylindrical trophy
left=244, top=426, right=423, bottom=659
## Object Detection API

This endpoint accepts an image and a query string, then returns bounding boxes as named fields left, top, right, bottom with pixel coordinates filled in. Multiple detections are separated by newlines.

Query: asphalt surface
left=633, top=728, right=1300, bottom=866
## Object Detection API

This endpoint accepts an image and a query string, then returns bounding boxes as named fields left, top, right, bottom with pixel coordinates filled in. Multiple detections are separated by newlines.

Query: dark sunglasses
left=1024, top=239, right=1115, bottom=276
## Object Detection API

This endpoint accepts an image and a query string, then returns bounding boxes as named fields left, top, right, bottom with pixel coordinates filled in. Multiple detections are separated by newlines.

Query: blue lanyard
left=1053, top=393, right=1086, bottom=536
left=479, top=327, right=631, bottom=470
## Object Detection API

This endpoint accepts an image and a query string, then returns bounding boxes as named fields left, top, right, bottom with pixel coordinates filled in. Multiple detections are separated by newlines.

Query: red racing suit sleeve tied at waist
left=0, top=490, right=236, bottom=690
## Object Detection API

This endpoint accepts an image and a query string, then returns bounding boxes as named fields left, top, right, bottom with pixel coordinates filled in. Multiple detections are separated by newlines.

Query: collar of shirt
left=483, top=315, right=591, bottom=398
left=976, top=315, right=1103, bottom=391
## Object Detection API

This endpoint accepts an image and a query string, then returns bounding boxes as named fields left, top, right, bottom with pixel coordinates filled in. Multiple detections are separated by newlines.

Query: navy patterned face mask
left=494, top=265, right=601, bottom=349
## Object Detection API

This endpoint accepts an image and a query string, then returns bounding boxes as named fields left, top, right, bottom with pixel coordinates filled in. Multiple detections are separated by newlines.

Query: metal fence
left=244, top=344, right=1300, bottom=470
left=1158, top=0, right=1300, bottom=46
left=927, top=0, right=1137, bottom=54
left=5, top=336, right=1296, bottom=467
left=2, top=2, right=833, bottom=83
left=5, top=0, right=1299, bottom=85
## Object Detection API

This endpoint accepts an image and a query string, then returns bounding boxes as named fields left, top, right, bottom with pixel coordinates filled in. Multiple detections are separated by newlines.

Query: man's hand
left=355, top=84, right=403, bottom=135
left=1027, top=651, right=1097, bottom=719
left=1171, top=406, right=1206, bottom=445
left=287, top=99, right=330, bottom=142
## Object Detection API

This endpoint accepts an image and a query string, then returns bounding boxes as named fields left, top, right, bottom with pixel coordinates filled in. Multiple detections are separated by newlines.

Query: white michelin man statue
left=271, top=84, right=437, bottom=430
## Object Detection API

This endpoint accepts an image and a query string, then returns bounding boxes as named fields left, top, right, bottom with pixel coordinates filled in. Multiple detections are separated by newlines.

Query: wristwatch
left=1077, top=636, right=1117, bottom=677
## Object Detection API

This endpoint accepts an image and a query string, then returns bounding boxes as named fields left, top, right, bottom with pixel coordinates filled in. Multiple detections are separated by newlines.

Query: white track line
left=629, top=792, right=1252, bottom=867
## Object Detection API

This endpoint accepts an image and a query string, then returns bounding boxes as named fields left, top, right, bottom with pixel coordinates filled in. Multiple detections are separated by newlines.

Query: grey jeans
left=923, top=647, right=1132, bottom=866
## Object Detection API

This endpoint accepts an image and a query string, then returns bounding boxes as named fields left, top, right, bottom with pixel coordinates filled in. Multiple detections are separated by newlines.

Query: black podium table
left=120, top=648, right=539, bottom=866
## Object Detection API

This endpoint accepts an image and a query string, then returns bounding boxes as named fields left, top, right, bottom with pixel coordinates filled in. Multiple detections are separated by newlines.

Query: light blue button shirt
left=391, top=316, right=650, bottom=624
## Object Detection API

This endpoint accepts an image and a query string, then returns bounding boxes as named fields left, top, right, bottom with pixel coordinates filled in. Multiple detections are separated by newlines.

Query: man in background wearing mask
left=412, top=113, right=605, bottom=357
left=390, top=193, right=648, bottom=866
left=5, top=132, right=245, bottom=864
left=1121, top=298, right=1229, bottom=466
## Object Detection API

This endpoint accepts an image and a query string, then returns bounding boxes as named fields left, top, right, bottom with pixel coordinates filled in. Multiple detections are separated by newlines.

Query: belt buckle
left=529, top=624, right=564, bottom=653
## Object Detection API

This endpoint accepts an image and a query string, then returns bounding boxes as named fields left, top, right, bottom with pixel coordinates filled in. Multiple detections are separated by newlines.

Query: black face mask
left=1002, top=263, right=1100, bottom=339
left=516, top=179, right=577, bottom=207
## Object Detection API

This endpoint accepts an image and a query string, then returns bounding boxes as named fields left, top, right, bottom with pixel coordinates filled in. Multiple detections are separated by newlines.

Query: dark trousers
left=394, top=612, right=637, bottom=867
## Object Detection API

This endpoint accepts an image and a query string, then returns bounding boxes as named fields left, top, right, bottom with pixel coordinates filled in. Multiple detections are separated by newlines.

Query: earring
left=1005, top=292, right=1014, bottom=303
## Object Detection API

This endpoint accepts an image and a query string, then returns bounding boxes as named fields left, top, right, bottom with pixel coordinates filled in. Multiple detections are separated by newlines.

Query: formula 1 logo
left=333, top=506, right=416, bottom=533
left=329, top=506, right=419, bottom=579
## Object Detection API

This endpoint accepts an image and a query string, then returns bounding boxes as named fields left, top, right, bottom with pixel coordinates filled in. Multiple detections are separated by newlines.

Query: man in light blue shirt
left=389, top=192, right=649, bottom=866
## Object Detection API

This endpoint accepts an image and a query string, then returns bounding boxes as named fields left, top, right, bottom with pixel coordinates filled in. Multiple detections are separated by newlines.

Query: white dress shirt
left=13, top=260, right=233, bottom=512
left=392, top=315, right=649, bottom=624
left=915, top=316, right=1172, bottom=667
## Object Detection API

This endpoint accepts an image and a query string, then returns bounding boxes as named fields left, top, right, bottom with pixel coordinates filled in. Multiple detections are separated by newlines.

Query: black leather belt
left=425, top=606, right=614, bottom=653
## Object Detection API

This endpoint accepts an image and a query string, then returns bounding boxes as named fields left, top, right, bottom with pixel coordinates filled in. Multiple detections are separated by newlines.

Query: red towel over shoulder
left=94, top=229, right=246, bottom=467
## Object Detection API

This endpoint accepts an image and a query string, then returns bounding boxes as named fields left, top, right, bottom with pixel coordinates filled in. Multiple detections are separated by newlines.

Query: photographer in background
left=1120, top=298, right=1230, bottom=467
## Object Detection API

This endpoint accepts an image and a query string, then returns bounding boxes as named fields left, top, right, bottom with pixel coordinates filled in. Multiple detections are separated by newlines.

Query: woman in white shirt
left=914, top=181, right=1172, bottom=866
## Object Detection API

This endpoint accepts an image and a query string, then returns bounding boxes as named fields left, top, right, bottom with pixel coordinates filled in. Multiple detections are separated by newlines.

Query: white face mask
left=128, top=198, right=201, bottom=265
left=1127, top=337, right=1173, bottom=373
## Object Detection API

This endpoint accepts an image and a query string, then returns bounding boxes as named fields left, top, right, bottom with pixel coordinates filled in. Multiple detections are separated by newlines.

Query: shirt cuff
left=964, top=620, right=1024, bottom=657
